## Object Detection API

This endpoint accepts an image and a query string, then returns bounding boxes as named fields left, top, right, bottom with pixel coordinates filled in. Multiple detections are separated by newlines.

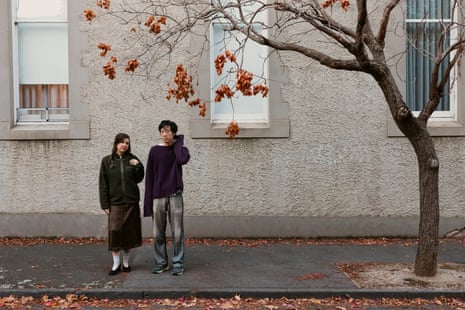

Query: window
left=14, top=0, right=69, bottom=122
left=387, top=1, right=465, bottom=136
left=191, top=1, right=289, bottom=138
left=210, top=22, right=269, bottom=124
left=406, top=0, right=453, bottom=119
left=0, top=0, right=89, bottom=140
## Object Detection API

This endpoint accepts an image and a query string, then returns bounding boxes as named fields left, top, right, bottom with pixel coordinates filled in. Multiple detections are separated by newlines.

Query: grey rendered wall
left=0, top=0, right=464, bottom=237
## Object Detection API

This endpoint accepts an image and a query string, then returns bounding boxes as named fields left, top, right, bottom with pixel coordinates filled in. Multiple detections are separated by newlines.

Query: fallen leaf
left=297, top=273, right=326, bottom=280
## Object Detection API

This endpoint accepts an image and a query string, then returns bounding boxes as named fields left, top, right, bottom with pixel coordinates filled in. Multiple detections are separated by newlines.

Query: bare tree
left=86, top=0, right=465, bottom=276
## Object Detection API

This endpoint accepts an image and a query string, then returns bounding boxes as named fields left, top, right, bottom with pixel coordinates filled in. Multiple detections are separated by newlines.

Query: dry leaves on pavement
left=0, top=236, right=423, bottom=247
left=1, top=294, right=465, bottom=309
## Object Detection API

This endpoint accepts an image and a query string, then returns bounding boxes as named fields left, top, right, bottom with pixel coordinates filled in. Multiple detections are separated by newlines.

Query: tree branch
left=377, top=0, right=401, bottom=47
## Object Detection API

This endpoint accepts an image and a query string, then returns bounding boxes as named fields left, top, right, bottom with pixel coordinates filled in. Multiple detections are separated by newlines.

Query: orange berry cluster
left=103, top=59, right=116, bottom=80
left=235, top=69, right=253, bottom=96
left=225, top=121, right=240, bottom=139
left=84, top=9, right=96, bottom=21
left=125, top=59, right=139, bottom=72
left=212, top=50, right=270, bottom=138
left=214, top=54, right=226, bottom=75
left=166, top=65, right=207, bottom=117
left=98, top=43, right=140, bottom=78
left=198, top=102, right=207, bottom=117
left=322, top=0, right=350, bottom=11
left=235, top=69, right=268, bottom=98
left=144, top=15, right=167, bottom=34
left=187, top=98, right=207, bottom=117
left=253, top=84, right=269, bottom=97
left=214, top=84, right=234, bottom=102
left=84, top=0, right=110, bottom=22
left=98, top=43, right=118, bottom=79
left=97, top=42, right=111, bottom=57
left=96, top=0, right=111, bottom=9
left=214, top=50, right=237, bottom=75
left=167, top=64, right=195, bottom=103
left=224, top=50, right=237, bottom=63
left=214, top=51, right=269, bottom=100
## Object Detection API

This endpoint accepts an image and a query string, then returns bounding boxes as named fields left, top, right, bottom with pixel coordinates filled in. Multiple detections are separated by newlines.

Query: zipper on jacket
left=119, top=155, right=127, bottom=200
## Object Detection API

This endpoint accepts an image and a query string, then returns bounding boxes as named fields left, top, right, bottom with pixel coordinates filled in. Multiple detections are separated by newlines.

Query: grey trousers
left=152, top=192, right=184, bottom=268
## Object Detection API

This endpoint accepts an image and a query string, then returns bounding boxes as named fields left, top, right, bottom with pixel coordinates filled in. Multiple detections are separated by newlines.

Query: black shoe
left=171, top=266, right=184, bottom=276
left=108, top=266, right=120, bottom=276
left=151, top=264, right=169, bottom=274
left=122, top=265, right=131, bottom=272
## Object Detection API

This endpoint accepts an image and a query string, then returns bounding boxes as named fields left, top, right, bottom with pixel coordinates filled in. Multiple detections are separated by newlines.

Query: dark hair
left=158, top=120, right=178, bottom=134
left=109, top=133, right=131, bottom=167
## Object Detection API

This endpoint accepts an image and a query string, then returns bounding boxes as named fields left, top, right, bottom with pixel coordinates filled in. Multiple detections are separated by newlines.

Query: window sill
left=0, top=121, right=90, bottom=140
left=387, top=118, right=465, bottom=137
left=191, top=119, right=290, bottom=138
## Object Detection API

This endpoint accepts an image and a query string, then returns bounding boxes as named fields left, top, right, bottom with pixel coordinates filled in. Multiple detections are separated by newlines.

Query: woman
left=99, top=133, right=144, bottom=275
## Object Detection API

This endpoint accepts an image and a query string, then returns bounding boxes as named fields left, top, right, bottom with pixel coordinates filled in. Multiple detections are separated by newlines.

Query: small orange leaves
left=297, top=273, right=326, bottom=281
left=144, top=16, right=155, bottom=26
left=188, top=98, right=200, bottom=107
left=96, top=0, right=111, bottom=9
left=97, top=43, right=121, bottom=79
left=97, top=42, right=111, bottom=57
left=83, top=9, right=96, bottom=21
left=235, top=69, right=254, bottom=96
left=214, top=50, right=268, bottom=102
left=214, top=50, right=237, bottom=75
left=198, top=102, right=207, bottom=117
left=158, top=16, right=167, bottom=25
left=167, top=65, right=207, bottom=117
left=212, top=50, right=268, bottom=139
left=125, top=59, right=139, bottom=72
left=225, top=121, right=240, bottom=139
left=322, top=0, right=350, bottom=11
left=188, top=98, right=207, bottom=117
left=144, top=15, right=167, bottom=34
left=150, top=23, right=161, bottom=34
left=253, top=84, right=269, bottom=97
left=103, top=62, right=116, bottom=80
left=215, top=54, right=226, bottom=75
left=215, top=84, right=235, bottom=102
left=167, top=64, right=195, bottom=103
left=225, top=50, right=236, bottom=63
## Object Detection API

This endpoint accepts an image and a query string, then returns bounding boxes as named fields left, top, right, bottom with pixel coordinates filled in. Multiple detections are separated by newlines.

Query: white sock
left=123, top=251, right=130, bottom=268
left=112, top=254, right=120, bottom=271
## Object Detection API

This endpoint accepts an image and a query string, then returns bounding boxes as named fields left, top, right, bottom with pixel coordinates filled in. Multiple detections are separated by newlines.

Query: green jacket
left=99, top=153, right=144, bottom=210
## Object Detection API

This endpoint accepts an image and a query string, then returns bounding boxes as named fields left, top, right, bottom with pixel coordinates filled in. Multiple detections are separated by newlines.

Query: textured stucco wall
left=1, top=1, right=465, bottom=237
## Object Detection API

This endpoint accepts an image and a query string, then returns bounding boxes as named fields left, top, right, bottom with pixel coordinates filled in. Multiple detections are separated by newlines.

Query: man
left=144, top=120, right=190, bottom=276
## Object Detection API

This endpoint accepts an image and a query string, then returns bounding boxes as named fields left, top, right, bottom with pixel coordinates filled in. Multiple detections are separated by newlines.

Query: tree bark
left=412, top=134, right=440, bottom=277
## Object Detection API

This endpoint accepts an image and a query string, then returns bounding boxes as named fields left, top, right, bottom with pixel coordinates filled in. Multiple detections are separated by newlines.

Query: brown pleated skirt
left=108, top=204, right=142, bottom=251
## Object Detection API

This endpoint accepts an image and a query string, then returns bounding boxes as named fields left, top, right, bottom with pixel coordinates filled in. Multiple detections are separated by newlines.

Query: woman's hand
left=129, top=159, right=139, bottom=166
left=104, top=209, right=110, bottom=215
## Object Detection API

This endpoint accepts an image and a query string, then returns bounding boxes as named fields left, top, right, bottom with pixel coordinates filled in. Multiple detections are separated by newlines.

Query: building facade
left=0, top=0, right=464, bottom=238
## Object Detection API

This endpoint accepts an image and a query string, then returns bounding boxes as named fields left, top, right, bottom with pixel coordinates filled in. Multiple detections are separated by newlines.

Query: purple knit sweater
left=143, top=135, right=190, bottom=217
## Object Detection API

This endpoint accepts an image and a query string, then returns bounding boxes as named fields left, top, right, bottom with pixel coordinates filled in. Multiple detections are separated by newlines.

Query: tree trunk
left=413, top=134, right=440, bottom=276
left=372, top=69, right=440, bottom=277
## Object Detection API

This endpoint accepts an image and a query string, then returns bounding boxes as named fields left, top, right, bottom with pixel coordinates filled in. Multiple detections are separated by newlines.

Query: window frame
left=190, top=10, right=289, bottom=138
left=0, top=0, right=89, bottom=140
left=405, top=1, right=454, bottom=119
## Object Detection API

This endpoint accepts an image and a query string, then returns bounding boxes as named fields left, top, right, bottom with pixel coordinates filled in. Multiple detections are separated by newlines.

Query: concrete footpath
left=0, top=239, right=465, bottom=300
